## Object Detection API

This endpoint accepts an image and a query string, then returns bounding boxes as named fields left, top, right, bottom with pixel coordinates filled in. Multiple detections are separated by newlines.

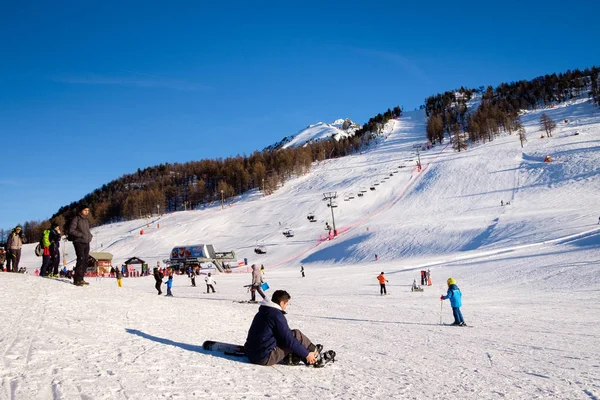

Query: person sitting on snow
left=244, top=290, right=322, bottom=366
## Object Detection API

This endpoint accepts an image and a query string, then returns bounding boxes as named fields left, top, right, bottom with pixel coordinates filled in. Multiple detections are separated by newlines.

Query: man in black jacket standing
left=68, top=205, right=93, bottom=286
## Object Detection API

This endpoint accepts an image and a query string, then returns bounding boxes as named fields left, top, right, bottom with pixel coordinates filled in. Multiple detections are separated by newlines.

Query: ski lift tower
left=323, top=191, right=338, bottom=237
left=413, top=144, right=422, bottom=171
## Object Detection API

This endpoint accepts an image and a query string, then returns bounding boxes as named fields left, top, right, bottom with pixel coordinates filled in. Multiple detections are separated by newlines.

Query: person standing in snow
left=190, top=271, right=196, bottom=287
left=0, top=247, right=6, bottom=271
left=39, top=227, right=52, bottom=277
left=49, top=223, right=61, bottom=277
left=377, top=272, right=388, bottom=295
left=441, top=277, right=466, bottom=326
left=115, top=268, right=123, bottom=287
left=68, top=204, right=93, bottom=286
left=6, top=225, right=25, bottom=272
left=300, top=265, right=305, bottom=278
left=250, top=264, right=266, bottom=302
left=205, top=272, right=216, bottom=293
left=260, top=264, right=265, bottom=275
left=244, top=290, right=322, bottom=366
left=165, top=274, right=174, bottom=297
left=153, top=267, right=163, bottom=295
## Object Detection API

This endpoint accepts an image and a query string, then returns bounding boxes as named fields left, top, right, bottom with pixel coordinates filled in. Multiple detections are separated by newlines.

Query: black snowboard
left=202, top=341, right=245, bottom=356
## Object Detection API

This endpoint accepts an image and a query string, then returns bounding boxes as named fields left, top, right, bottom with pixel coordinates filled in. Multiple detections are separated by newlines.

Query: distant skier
left=165, top=275, right=174, bottom=297
left=153, top=268, right=163, bottom=295
left=377, top=272, right=388, bottom=295
left=441, top=278, right=466, bottom=326
left=598, top=216, right=600, bottom=225
left=300, top=265, right=305, bottom=278
left=500, top=200, right=504, bottom=206
left=260, top=264, right=265, bottom=275
left=250, top=264, right=266, bottom=302
left=115, top=268, right=123, bottom=287
left=190, top=272, right=196, bottom=287
left=375, top=254, right=379, bottom=261
left=426, top=269, right=432, bottom=286
left=205, top=272, right=216, bottom=293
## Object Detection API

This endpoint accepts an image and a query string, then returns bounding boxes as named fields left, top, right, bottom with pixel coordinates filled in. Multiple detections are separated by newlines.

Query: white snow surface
left=2, top=99, right=600, bottom=399
left=281, top=119, right=359, bottom=149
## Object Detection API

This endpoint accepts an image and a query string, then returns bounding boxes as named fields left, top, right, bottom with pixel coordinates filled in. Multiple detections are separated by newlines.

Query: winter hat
left=79, top=204, right=90, bottom=212
left=15, top=225, right=22, bottom=230
left=208, top=273, right=211, bottom=276
left=381, top=271, right=384, bottom=274
left=447, top=277, right=456, bottom=286
left=51, top=222, right=59, bottom=229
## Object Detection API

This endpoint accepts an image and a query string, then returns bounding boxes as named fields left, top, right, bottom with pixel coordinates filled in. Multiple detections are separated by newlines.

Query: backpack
left=34, top=243, right=43, bottom=257
left=64, top=215, right=76, bottom=241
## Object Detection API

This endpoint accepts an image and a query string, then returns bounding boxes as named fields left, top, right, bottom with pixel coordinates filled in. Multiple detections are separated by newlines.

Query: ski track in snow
left=2, top=98, right=600, bottom=399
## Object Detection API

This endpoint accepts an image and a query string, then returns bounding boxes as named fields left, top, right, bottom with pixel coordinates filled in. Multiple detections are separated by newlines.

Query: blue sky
left=1, top=0, right=599, bottom=229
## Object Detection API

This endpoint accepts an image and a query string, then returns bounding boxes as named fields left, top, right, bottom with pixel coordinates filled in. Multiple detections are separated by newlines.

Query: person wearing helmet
left=441, top=277, right=466, bottom=326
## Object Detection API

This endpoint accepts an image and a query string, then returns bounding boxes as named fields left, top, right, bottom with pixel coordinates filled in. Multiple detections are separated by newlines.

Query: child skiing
left=165, top=275, right=174, bottom=297
left=377, top=272, right=388, bottom=295
left=205, top=272, right=216, bottom=293
left=441, top=277, right=466, bottom=326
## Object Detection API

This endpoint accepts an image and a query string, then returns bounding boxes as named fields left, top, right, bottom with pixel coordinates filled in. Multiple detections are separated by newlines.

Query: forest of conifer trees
left=4, top=66, right=598, bottom=244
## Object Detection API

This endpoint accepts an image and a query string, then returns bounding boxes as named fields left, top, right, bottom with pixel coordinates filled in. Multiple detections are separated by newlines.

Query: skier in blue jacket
left=441, top=277, right=466, bottom=326
left=245, top=290, right=322, bottom=366
left=165, top=274, right=174, bottom=297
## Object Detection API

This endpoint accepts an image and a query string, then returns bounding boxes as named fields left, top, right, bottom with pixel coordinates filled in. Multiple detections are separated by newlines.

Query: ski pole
left=439, top=299, right=443, bottom=325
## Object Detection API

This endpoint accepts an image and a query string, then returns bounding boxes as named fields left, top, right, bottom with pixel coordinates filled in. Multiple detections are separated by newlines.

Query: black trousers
left=7, top=249, right=21, bottom=272
left=40, top=255, right=52, bottom=276
left=73, top=242, right=90, bottom=283
left=155, top=281, right=162, bottom=294
left=206, top=284, right=215, bottom=293
left=380, top=283, right=387, bottom=294
left=50, top=248, right=60, bottom=275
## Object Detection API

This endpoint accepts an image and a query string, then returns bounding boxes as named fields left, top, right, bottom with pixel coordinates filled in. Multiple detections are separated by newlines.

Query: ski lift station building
left=165, top=244, right=236, bottom=273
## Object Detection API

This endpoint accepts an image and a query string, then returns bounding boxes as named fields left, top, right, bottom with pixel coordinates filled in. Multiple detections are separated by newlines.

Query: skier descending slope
left=441, top=278, right=466, bottom=326
left=245, top=290, right=335, bottom=367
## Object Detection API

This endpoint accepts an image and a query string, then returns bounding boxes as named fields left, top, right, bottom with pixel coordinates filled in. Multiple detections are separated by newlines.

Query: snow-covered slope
left=279, top=118, right=359, bottom=149
left=3, top=98, right=600, bottom=399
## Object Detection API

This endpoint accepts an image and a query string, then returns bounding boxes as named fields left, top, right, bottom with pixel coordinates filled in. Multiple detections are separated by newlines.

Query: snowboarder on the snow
left=250, top=264, right=267, bottom=302
left=205, top=272, right=216, bottom=293
left=244, top=290, right=324, bottom=366
left=300, top=265, right=305, bottom=278
left=377, top=272, right=388, bottom=295
left=165, top=274, right=174, bottom=297
left=441, top=277, right=466, bottom=326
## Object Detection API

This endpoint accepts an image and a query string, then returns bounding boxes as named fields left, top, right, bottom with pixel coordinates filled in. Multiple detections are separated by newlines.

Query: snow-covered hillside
left=279, top=118, right=360, bottom=149
left=2, top=98, right=600, bottom=399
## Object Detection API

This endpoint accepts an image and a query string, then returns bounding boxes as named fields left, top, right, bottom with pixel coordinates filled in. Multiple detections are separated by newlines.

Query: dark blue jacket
left=245, top=300, right=309, bottom=364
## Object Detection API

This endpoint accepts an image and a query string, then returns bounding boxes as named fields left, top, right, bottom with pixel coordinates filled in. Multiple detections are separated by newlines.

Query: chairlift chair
left=254, top=244, right=267, bottom=254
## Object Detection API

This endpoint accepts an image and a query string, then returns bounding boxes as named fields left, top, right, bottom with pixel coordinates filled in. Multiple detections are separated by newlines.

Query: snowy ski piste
left=2, top=98, right=600, bottom=399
